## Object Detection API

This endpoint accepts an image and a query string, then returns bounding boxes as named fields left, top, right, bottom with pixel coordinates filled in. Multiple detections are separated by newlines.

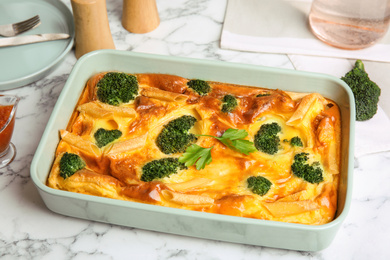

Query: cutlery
left=0, top=33, right=70, bottom=47
left=0, top=15, right=41, bottom=37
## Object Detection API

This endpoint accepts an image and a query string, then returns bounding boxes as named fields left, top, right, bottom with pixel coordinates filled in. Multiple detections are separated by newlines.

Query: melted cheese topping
left=47, top=73, right=341, bottom=225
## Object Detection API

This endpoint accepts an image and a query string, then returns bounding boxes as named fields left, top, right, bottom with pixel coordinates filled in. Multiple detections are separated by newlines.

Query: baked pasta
left=47, top=72, right=341, bottom=225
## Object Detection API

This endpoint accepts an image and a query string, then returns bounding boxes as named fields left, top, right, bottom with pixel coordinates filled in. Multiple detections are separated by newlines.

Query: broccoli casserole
left=47, top=72, right=341, bottom=225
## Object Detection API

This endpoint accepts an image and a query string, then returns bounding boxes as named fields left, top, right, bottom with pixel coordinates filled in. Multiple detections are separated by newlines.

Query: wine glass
left=0, top=95, right=19, bottom=168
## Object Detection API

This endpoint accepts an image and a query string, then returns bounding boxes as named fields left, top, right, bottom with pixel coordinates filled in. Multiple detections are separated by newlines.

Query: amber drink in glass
left=0, top=95, right=19, bottom=168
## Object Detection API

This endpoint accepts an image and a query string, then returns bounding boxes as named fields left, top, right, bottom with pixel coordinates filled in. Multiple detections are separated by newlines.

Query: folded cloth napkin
left=221, top=0, right=390, bottom=62
left=290, top=55, right=390, bottom=157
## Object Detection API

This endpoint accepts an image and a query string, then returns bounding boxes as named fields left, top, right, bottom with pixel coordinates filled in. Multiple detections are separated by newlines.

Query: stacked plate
left=0, top=0, right=75, bottom=90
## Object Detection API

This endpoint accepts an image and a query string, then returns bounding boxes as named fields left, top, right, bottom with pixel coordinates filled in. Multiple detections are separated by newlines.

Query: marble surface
left=1, top=0, right=390, bottom=259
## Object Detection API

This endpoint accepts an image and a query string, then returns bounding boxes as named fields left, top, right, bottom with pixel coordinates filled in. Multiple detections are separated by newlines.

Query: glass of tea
left=0, top=95, right=19, bottom=168
left=309, top=0, right=390, bottom=50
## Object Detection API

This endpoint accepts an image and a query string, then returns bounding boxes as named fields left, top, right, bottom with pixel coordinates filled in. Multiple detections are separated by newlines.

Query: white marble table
left=1, top=0, right=390, bottom=259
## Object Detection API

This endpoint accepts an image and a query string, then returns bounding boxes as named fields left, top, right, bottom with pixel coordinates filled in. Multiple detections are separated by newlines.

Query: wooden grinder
left=122, top=0, right=160, bottom=34
left=71, top=0, right=115, bottom=59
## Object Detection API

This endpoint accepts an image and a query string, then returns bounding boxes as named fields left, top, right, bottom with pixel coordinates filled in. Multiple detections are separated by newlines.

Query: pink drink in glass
left=309, top=0, right=390, bottom=50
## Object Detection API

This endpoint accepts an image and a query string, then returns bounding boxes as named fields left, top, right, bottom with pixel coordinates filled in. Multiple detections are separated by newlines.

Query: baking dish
left=31, top=50, right=354, bottom=251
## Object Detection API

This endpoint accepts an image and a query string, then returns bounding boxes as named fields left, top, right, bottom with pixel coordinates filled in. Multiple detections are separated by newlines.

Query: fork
left=0, top=15, right=41, bottom=37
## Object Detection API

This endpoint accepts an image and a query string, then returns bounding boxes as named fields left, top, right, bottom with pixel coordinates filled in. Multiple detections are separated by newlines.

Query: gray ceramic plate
left=0, top=0, right=74, bottom=90
left=31, top=50, right=355, bottom=251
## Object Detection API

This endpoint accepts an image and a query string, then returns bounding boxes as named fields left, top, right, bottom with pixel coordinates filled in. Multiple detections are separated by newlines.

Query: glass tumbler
left=309, top=0, right=390, bottom=50
left=0, top=95, right=19, bottom=168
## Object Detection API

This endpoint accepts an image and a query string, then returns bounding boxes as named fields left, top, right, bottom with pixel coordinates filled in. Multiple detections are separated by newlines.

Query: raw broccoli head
left=96, top=72, right=139, bottom=106
left=247, top=176, right=272, bottom=196
left=254, top=122, right=282, bottom=155
left=341, top=60, right=381, bottom=121
left=187, top=79, right=211, bottom=96
left=221, top=94, right=238, bottom=113
left=291, top=152, right=323, bottom=184
left=59, top=152, right=86, bottom=179
left=141, top=158, right=187, bottom=182
left=156, top=115, right=198, bottom=154
left=94, top=128, right=122, bottom=148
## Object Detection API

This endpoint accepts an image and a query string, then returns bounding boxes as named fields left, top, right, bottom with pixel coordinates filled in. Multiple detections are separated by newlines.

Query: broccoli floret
left=247, top=176, right=272, bottom=196
left=187, top=79, right=211, bottom=96
left=96, top=72, right=139, bottom=106
left=254, top=122, right=282, bottom=155
left=59, top=152, right=86, bottom=179
left=141, top=158, right=187, bottom=182
left=341, top=60, right=381, bottom=121
left=283, top=136, right=303, bottom=147
left=221, top=94, right=238, bottom=113
left=290, top=136, right=303, bottom=147
left=156, top=115, right=198, bottom=154
left=291, top=152, right=323, bottom=184
left=94, top=128, right=122, bottom=148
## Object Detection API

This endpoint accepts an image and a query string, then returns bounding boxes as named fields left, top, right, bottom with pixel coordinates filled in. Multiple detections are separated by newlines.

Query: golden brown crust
left=47, top=73, right=341, bottom=225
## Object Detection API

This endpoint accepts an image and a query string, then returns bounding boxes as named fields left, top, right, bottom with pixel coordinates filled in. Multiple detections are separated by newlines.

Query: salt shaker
left=71, top=0, right=115, bottom=59
left=122, top=0, right=160, bottom=34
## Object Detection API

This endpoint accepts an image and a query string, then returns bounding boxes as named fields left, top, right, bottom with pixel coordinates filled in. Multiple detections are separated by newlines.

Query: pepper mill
left=71, top=0, right=115, bottom=59
left=122, top=0, right=160, bottom=34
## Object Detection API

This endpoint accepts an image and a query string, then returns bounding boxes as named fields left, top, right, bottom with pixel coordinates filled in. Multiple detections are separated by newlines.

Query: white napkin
left=221, top=0, right=390, bottom=157
left=354, top=107, right=390, bottom=157
left=221, top=0, right=390, bottom=62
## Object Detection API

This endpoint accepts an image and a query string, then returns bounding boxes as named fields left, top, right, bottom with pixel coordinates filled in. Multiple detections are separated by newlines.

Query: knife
left=0, top=33, right=70, bottom=47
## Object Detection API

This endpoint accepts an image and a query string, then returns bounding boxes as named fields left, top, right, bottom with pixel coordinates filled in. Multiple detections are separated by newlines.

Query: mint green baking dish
left=31, top=50, right=354, bottom=251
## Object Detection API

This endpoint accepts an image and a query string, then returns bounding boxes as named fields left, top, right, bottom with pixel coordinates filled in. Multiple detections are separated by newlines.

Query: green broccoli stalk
left=291, top=152, right=323, bottom=184
left=254, top=122, right=282, bottom=155
left=221, top=94, right=238, bottom=113
left=141, top=158, right=187, bottom=182
left=341, top=60, right=381, bottom=121
left=94, top=128, right=122, bottom=148
left=187, top=79, right=211, bottom=96
left=256, top=93, right=271, bottom=97
left=59, top=152, right=86, bottom=179
left=247, top=176, right=272, bottom=196
left=156, top=115, right=198, bottom=154
left=96, top=72, right=139, bottom=106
